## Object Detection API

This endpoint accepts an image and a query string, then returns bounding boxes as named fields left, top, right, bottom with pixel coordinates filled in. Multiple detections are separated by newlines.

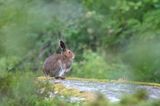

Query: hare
left=43, top=40, right=75, bottom=79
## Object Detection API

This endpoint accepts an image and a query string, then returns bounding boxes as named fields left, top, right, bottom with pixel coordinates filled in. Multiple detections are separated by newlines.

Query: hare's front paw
left=60, top=77, right=65, bottom=80
left=55, top=76, right=65, bottom=80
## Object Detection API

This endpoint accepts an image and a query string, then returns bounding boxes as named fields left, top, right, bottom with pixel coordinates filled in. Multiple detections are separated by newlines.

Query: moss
left=37, top=76, right=97, bottom=101
left=54, top=83, right=96, bottom=101
left=37, top=76, right=53, bottom=81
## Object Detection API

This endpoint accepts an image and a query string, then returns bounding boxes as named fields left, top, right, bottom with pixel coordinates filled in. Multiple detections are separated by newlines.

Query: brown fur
left=43, top=41, right=75, bottom=79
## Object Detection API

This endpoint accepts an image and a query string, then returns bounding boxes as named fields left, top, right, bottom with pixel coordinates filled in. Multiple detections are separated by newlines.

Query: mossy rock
left=37, top=76, right=160, bottom=102
left=37, top=76, right=97, bottom=102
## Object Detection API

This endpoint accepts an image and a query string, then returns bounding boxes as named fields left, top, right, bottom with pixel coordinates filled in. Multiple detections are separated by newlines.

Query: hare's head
left=60, top=40, right=75, bottom=59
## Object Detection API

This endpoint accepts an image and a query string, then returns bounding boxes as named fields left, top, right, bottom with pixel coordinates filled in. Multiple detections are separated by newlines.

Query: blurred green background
left=0, top=0, right=160, bottom=105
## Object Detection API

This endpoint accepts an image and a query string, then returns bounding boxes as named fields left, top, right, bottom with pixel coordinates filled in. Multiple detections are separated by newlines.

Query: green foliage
left=123, top=39, right=160, bottom=82
left=86, top=94, right=109, bottom=106
left=0, top=70, right=80, bottom=106
left=1, top=0, right=160, bottom=105
left=1, top=69, right=159, bottom=106
left=71, top=50, right=130, bottom=80
left=120, top=89, right=148, bottom=105
left=0, top=72, right=36, bottom=106
left=85, top=90, right=160, bottom=106
left=69, top=0, right=160, bottom=82
left=71, top=50, right=108, bottom=79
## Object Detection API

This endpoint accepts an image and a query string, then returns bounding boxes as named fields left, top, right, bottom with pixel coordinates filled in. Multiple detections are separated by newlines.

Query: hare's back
left=43, top=54, right=60, bottom=71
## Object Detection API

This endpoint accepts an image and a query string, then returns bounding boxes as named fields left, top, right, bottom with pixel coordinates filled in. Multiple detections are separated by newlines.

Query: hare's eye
left=68, top=51, right=71, bottom=54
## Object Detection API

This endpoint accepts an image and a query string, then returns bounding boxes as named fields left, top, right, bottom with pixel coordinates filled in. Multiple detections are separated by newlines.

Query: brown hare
left=43, top=40, right=75, bottom=79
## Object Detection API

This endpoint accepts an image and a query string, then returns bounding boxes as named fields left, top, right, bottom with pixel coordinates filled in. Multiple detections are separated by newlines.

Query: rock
left=37, top=76, right=160, bottom=102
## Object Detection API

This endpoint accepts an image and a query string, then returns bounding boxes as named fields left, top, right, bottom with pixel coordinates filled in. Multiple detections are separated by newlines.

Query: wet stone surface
left=52, top=79, right=160, bottom=102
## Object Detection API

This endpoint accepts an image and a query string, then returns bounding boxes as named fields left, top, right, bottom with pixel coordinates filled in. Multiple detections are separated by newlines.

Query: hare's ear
left=60, top=40, right=66, bottom=51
